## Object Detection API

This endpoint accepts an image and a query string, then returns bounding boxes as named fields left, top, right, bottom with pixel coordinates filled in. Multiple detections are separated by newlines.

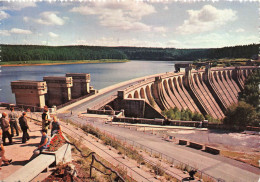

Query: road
left=57, top=74, right=260, bottom=182
left=57, top=73, right=163, bottom=114
left=60, top=115, right=260, bottom=182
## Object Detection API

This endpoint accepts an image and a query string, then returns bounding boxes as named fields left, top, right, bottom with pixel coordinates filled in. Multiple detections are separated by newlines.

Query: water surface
left=0, top=60, right=178, bottom=103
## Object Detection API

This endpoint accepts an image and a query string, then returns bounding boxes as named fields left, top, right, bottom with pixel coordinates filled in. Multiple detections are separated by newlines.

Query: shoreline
left=0, top=60, right=129, bottom=67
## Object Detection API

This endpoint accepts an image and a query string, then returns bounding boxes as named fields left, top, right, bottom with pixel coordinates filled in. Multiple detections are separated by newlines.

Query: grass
left=81, top=124, right=145, bottom=164
left=65, top=135, right=133, bottom=182
left=221, top=150, right=260, bottom=168
left=0, top=59, right=129, bottom=66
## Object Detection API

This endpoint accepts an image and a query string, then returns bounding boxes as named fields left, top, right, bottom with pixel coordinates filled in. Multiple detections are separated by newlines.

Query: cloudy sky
left=0, top=0, right=258, bottom=48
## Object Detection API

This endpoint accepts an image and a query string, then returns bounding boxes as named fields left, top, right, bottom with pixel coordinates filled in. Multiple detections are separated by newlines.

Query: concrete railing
left=4, top=154, right=55, bottom=182
left=205, top=146, right=220, bottom=155
left=113, top=117, right=164, bottom=125
left=178, top=139, right=221, bottom=155
left=57, top=92, right=96, bottom=110
left=189, top=142, right=204, bottom=150
left=91, top=95, right=117, bottom=110
left=87, top=108, right=121, bottom=116
left=179, top=140, right=188, bottom=145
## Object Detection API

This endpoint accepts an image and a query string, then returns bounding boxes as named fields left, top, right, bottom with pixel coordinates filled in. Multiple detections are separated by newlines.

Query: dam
left=110, top=64, right=258, bottom=119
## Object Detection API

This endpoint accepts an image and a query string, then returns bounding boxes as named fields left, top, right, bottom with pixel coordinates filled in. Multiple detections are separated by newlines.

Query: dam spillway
left=114, top=65, right=258, bottom=119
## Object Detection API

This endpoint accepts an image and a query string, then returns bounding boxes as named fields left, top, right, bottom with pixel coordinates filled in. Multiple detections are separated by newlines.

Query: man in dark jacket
left=42, top=106, right=51, bottom=133
left=19, top=112, right=30, bottom=143
left=0, top=112, right=12, bottom=145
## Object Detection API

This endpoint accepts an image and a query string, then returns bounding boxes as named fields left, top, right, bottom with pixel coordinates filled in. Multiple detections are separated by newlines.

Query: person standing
left=42, top=106, right=50, bottom=133
left=51, top=116, right=61, bottom=137
left=0, top=128, right=12, bottom=168
left=19, top=112, right=30, bottom=143
left=0, top=128, right=12, bottom=169
left=8, top=106, right=19, bottom=137
left=0, top=113, right=12, bottom=145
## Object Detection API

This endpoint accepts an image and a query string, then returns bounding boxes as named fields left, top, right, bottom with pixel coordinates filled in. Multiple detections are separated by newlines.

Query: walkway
left=0, top=108, right=43, bottom=180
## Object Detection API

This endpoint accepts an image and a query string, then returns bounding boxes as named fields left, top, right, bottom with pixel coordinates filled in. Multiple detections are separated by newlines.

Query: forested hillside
left=115, top=47, right=209, bottom=61
left=1, top=45, right=127, bottom=62
left=207, top=44, right=259, bottom=59
left=1, top=44, right=258, bottom=62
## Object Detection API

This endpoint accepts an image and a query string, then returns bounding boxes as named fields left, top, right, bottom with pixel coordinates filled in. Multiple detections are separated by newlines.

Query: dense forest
left=1, top=44, right=259, bottom=62
left=1, top=45, right=127, bottom=62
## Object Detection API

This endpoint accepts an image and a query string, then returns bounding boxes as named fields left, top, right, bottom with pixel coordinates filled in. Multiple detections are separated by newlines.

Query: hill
left=1, top=44, right=258, bottom=62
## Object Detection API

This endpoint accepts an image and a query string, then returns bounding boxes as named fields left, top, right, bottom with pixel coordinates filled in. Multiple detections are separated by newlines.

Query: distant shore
left=0, top=59, right=129, bottom=67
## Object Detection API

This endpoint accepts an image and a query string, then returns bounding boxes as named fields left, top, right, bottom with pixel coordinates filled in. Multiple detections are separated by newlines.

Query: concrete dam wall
left=114, top=66, right=258, bottom=119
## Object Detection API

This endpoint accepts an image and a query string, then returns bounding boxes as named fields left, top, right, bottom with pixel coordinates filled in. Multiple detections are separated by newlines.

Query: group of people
left=0, top=105, right=62, bottom=169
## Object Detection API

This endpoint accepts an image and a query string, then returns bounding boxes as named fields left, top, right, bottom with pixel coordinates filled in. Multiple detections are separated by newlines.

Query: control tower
left=66, top=73, right=90, bottom=99
left=11, top=81, right=47, bottom=108
left=43, top=76, right=73, bottom=107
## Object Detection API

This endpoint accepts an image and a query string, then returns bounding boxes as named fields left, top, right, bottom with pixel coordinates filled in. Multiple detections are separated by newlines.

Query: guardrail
left=57, top=92, right=96, bottom=110
left=91, top=95, right=117, bottom=110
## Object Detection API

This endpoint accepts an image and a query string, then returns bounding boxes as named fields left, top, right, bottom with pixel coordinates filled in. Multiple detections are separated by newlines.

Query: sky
left=0, top=0, right=259, bottom=48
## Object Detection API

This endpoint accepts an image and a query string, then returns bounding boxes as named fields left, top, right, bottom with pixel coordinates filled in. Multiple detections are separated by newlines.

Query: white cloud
left=0, top=11, right=9, bottom=20
left=0, top=2, right=36, bottom=11
left=153, top=26, right=167, bottom=33
left=24, top=11, right=66, bottom=26
left=0, top=28, right=32, bottom=36
left=71, top=1, right=164, bottom=32
left=235, top=28, right=245, bottom=33
left=167, top=40, right=181, bottom=47
left=177, top=5, right=237, bottom=34
left=23, top=17, right=29, bottom=22
left=41, top=41, right=48, bottom=45
left=168, top=33, right=258, bottom=48
left=49, top=32, right=59, bottom=38
left=0, top=30, right=10, bottom=36
left=75, top=37, right=164, bottom=47
left=10, top=28, right=32, bottom=34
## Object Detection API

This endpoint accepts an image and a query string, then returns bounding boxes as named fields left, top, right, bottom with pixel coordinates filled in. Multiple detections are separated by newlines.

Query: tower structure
left=11, top=81, right=47, bottom=108
left=43, top=76, right=73, bottom=107
left=66, top=73, right=90, bottom=99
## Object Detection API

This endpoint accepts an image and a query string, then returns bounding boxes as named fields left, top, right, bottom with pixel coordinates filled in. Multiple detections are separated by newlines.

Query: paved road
left=57, top=73, right=163, bottom=114
left=57, top=74, right=260, bottom=182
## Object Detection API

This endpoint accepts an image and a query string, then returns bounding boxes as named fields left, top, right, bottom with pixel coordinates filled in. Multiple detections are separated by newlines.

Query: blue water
left=0, top=60, right=178, bottom=103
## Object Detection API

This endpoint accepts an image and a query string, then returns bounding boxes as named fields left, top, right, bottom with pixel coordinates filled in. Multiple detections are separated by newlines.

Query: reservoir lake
left=0, top=60, right=178, bottom=104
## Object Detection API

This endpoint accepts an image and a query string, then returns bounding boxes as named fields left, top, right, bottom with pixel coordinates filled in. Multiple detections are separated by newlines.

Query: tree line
left=1, top=45, right=127, bottom=62
left=1, top=44, right=258, bottom=62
